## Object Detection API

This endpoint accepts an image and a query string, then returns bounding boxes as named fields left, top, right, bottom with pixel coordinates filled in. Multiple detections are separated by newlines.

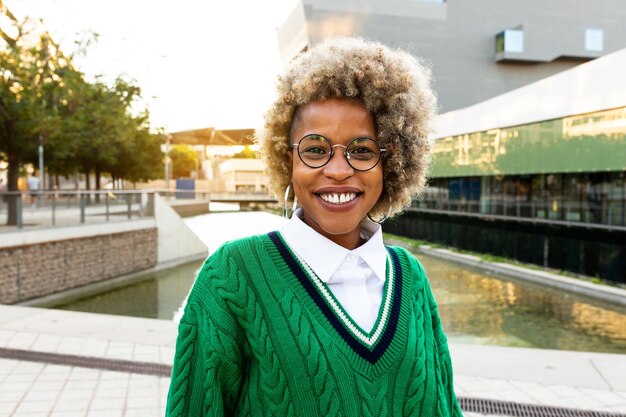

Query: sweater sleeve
left=165, top=247, right=245, bottom=417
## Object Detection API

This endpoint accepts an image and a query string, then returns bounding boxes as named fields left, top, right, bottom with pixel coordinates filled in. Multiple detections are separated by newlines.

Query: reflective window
left=430, top=107, right=626, bottom=178
left=419, top=172, right=625, bottom=227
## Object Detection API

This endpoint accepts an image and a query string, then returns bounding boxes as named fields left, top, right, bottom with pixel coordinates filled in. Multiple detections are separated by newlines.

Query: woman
left=166, top=37, right=462, bottom=416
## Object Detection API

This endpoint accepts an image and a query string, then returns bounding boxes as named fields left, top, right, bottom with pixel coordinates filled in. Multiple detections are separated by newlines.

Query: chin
left=319, top=220, right=361, bottom=236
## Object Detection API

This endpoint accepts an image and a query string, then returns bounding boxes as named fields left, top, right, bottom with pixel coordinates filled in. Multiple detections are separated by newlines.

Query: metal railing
left=412, top=198, right=626, bottom=228
left=156, top=189, right=276, bottom=202
left=0, top=190, right=154, bottom=232
left=0, top=189, right=278, bottom=232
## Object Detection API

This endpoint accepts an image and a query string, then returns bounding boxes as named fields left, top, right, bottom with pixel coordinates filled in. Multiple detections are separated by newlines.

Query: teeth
left=320, top=193, right=357, bottom=205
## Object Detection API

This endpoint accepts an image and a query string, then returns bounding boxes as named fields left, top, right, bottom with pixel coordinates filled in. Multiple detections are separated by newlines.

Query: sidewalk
left=1, top=304, right=625, bottom=417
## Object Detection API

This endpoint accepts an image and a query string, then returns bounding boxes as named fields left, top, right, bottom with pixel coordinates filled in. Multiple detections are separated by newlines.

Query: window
left=585, top=28, right=603, bottom=52
left=496, top=29, right=524, bottom=54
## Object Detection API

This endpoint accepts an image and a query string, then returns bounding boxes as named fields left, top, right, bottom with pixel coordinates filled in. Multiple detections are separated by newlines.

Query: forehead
left=290, top=98, right=376, bottom=142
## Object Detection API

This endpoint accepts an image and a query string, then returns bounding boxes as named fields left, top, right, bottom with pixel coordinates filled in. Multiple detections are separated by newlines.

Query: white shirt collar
left=280, top=208, right=387, bottom=283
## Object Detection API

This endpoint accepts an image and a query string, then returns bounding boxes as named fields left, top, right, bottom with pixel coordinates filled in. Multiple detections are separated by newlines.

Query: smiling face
left=289, top=98, right=383, bottom=249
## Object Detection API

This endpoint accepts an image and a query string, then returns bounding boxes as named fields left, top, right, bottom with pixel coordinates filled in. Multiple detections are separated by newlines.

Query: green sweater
left=166, top=232, right=463, bottom=416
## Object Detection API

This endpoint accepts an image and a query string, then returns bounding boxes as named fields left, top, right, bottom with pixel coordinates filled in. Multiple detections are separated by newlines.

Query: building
left=219, top=159, right=268, bottom=193
left=423, top=48, right=626, bottom=228
left=385, top=48, right=626, bottom=283
left=277, top=0, right=626, bottom=112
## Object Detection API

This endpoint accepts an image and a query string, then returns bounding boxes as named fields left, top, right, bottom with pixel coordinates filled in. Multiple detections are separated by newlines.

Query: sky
left=6, top=0, right=299, bottom=132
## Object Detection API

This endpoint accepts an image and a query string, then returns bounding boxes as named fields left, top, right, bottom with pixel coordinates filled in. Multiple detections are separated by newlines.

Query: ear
left=287, top=149, right=293, bottom=163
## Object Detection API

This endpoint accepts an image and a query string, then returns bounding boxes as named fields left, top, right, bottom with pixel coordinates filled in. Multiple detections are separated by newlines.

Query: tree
left=233, top=145, right=256, bottom=159
left=169, top=145, right=197, bottom=178
left=0, top=5, right=67, bottom=224
left=1, top=4, right=164, bottom=220
left=109, top=119, right=163, bottom=185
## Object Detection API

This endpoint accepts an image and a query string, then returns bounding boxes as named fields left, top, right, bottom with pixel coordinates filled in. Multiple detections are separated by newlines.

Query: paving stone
left=14, top=400, right=56, bottom=413
left=22, top=389, right=59, bottom=402
left=124, top=408, right=162, bottom=417
left=87, top=409, right=123, bottom=417
left=126, top=395, right=160, bottom=409
left=580, top=388, right=626, bottom=406
left=0, top=402, right=16, bottom=414
left=50, top=412, right=85, bottom=417
left=90, top=396, right=126, bottom=410
left=30, top=380, right=67, bottom=391
left=52, top=398, right=92, bottom=412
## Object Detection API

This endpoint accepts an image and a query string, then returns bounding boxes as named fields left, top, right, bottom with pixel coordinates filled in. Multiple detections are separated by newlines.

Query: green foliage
left=0, top=6, right=163, bottom=190
left=233, top=146, right=256, bottom=159
left=169, top=145, right=197, bottom=178
left=0, top=7, right=164, bottom=222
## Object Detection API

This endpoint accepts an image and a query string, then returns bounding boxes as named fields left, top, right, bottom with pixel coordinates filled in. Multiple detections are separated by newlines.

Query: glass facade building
left=419, top=107, right=626, bottom=227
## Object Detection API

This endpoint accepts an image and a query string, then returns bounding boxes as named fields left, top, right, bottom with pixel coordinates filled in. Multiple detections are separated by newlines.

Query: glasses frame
left=291, top=134, right=386, bottom=172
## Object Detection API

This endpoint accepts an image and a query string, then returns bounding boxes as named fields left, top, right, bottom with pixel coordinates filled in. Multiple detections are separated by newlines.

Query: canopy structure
left=169, top=128, right=255, bottom=146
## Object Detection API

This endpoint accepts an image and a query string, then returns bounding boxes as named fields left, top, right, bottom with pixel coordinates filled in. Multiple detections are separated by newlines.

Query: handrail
left=0, top=190, right=154, bottom=232
left=0, top=189, right=278, bottom=232
left=412, top=197, right=626, bottom=228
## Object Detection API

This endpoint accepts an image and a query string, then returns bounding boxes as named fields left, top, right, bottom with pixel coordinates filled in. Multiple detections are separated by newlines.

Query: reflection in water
left=57, top=260, right=203, bottom=320
left=419, top=253, right=626, bottom=353
left=57, top=212, right=626, bottom=353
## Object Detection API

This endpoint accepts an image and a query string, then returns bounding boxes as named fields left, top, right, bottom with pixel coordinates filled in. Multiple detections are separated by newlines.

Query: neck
left=328, top=232, right=365, bottom=250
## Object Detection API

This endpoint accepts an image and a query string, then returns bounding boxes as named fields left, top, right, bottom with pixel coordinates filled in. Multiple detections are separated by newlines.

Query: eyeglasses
left=292, top=134, right=386, bottom=171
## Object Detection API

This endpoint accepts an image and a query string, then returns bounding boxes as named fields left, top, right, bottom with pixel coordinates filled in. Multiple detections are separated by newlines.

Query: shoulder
left=386, top=245, right=426, bottom=275
left=203, top=233, right=273, bottom=269
left=188, top=233, right=273, bottom=303
left=386, top=245, right=428, bottom=289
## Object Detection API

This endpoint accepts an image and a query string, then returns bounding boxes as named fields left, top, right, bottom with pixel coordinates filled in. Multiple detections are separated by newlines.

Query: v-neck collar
left=268, top=231, right=406, bottom=366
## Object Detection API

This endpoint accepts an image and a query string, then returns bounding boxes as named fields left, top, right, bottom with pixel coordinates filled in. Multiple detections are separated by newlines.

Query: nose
left=323, top=146, right=354, bottom=180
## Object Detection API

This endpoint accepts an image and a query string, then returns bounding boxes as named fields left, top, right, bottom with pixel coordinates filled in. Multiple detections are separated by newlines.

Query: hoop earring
left=367, top=208, right=391, bottom=224
left=283, top=185, right=298, bottom=219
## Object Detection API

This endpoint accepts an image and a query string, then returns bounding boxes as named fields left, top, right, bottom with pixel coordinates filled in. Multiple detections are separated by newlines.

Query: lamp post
left=38, top=135, right=44, bottom=206
left=165, top=134, right=172, bottom=191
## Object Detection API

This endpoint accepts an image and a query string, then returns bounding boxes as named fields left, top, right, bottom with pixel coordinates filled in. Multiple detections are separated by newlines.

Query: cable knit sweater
left=165, top=232, right=463, bottom=416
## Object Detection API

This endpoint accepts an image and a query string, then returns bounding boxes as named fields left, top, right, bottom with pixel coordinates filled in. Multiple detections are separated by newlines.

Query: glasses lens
left=298, top=135, right=332, bottom=168
left=347, top=138, right=382, bottom=170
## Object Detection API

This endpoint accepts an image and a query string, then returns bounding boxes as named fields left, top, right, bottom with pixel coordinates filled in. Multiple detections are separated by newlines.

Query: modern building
left=385, top=48, right=626, bottom=283
left=277, top=0, right=626, bottom=112
left=423, top=48, right=626, bottom=228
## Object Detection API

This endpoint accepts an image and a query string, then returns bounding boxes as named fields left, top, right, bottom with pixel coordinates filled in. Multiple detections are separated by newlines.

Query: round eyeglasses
left=292, top=134, right=386, bottom=171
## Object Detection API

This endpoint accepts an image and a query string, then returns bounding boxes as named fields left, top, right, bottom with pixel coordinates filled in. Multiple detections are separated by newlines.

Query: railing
left=412, top=198, right=626, bottom=228
left=0, top=189, right=278, bottom=232
left=0, top=190, right=154, bottom=232
left=156, top=189, right=276, bottom=202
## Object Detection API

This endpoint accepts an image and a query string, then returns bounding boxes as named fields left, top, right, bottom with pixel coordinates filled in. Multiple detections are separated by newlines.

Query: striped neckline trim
left=268, top=231, right=403, bottom=365
left=286, top=239, right=393, bottom=347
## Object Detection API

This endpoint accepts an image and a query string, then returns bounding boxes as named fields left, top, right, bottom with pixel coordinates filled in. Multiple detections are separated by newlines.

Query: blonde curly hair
left=256, top=37, right=437, bottom=220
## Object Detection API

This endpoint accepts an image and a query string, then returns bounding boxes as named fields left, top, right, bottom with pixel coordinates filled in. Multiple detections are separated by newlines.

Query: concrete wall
left=278, top=0, right=626, bottom=112
left=154, top=193, right=208, bottom=267
left=0, top=227, right=157, bottom=304
left=0, top=194, right=209, bottom=305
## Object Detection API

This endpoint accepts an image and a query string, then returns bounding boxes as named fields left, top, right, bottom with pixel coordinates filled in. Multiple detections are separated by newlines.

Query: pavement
left=1, top=304, right=625, bottom=417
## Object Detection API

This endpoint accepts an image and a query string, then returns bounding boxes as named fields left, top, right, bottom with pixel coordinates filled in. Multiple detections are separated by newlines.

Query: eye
left=302, top=145, right=328, bottom=155
left=351, top=146, right=374, bottom=154
left=299, top=135, right=331, bottom=158
left=348, top=138, right=379, bottom=160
